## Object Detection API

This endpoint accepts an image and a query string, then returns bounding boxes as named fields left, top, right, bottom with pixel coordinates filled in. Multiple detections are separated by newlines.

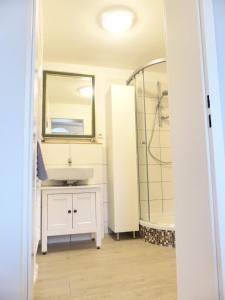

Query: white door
left=73, top=193, right=96, bottom=233
left=47, top=194, right=72, bottom=232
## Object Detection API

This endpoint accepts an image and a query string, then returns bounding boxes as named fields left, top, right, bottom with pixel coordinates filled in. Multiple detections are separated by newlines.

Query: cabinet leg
left=91, top=233, right=96, bottom=241
left=96, top=232, right=101, bottom=249
left=116, top=233, right=120, bottom=241
left=41, top=234, right=47, bottom=254
left=133, top=231, right=136, bottom=239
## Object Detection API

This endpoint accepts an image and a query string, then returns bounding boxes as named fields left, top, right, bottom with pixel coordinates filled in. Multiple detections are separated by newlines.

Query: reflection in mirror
left=43, top=71, right=95, bottom=138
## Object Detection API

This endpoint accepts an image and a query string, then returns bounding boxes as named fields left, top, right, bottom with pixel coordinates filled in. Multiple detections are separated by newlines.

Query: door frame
left=165, top=0, right=224, bottom=299
left=200, top=0, right=225, bottom=298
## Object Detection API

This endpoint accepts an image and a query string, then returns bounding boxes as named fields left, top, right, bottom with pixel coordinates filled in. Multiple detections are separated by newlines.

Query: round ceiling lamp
left=100, top=7, right=135, bottom=33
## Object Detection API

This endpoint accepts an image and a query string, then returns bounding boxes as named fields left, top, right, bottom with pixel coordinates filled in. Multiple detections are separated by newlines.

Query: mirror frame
left=42, top=70, right=95, bottom=139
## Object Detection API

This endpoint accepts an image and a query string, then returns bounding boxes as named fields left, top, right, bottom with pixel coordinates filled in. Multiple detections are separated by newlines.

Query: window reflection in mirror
left=43, top=71, right=95, bottom=138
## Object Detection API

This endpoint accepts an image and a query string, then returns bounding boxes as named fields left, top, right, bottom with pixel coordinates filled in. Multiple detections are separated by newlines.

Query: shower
left=148, top=83, right=171, bottom=166
left=127, top=58, right=175, bottom=247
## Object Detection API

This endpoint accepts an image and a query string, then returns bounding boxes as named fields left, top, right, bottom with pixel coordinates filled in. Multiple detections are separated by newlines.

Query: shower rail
left=126, top=58, right=166, bottom=85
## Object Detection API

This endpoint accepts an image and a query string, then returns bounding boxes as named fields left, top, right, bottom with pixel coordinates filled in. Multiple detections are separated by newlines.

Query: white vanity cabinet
left=41, top=186, right=102, bottom=253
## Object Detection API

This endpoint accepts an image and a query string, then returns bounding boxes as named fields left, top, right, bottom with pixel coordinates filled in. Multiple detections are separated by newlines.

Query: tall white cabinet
left=107, top=85, right=139, bottom=237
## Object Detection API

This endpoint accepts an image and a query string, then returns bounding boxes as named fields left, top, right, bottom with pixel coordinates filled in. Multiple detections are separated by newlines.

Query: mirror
left=42, top=71, right=95, bottom=138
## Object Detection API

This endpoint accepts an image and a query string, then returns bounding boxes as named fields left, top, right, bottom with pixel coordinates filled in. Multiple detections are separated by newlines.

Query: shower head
left=162, top=90, right=168, bottom=97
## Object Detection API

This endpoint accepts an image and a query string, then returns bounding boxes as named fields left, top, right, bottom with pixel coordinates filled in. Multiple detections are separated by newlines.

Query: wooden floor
left=33, top=235, right=177, bottom=300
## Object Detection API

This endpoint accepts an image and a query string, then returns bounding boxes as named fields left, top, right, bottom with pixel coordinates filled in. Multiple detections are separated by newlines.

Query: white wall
left=0, top=0, right=35, bottom=299
left=165, top=0, right=219, bottom=299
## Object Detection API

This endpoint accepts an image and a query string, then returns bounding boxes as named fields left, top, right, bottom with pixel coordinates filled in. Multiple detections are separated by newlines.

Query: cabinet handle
left=68, top=158, right=72, bottom=166
left=74, top=209, right=77, bottom=213
left=68, top=210, right=72, bottom=214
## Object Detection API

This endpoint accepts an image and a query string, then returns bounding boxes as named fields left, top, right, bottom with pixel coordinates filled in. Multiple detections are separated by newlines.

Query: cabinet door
left=73, top=193, right=96, bottom=233
left=47, top=194, right=72, bottom=232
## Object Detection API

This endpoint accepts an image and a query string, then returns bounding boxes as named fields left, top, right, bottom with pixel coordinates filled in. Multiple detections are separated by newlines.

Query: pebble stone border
left=140, top=224, right=176, bottom=248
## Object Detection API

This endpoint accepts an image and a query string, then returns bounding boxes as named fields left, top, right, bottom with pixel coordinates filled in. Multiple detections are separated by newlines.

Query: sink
left=47, top=167, right=94, bottom=181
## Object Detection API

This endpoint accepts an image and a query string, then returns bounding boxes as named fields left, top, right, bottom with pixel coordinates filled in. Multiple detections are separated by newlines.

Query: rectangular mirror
left=42, top=71, right=95, bottom=139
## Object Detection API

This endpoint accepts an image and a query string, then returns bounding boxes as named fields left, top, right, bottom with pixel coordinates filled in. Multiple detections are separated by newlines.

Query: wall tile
left=149, top=182, right=162, bottom=200
left=160, top=131, right=171, bottom=148
left=138, top=147, right=147, bottom=164
left=150, top=200, right=163, bottom=215
left=138, top=165, right=147, bottom=182
left=148, top=165, right=162, bottom=182
left=140, top=201, right=149, bottom=221
left=145, top=99, right=157, bottom=113
left=160, top=118, right=171, bottom=131
left=145, top=113, right=159, bottom=131
left=137, top=112, right=145, bottom=130
left=70, top=144, right=104, bottom=164
left=162, top=182, right=173, bottom=199
left=148, top=148, right=161, bottom=165
left=163, top=200, right=174, bottom=215
left=161, top=148, right=172, bottom=162
left=140, top=183, right=148, bottom=201
left=136, top=98, right=144, bottom=113
left=87, top=165, right=104, bottom=185
left=162, top=165, right=173, bottom=182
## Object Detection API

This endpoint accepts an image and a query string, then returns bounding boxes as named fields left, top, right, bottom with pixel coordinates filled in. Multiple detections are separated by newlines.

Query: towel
left=37, top=141, right=48, bottom=181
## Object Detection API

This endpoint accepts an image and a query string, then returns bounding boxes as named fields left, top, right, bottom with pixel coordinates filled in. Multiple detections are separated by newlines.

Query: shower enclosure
left=127, top=59, right=175, bottom=232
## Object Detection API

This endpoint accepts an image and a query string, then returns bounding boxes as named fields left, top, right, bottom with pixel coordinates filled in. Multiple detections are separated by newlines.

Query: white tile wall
left=160, top=131, right=171, bottom=148
left=146, top=99, right=158, bottom=113
left=162, top=182, right=174, bottom=199
left=136, top=80, right=174, bottom=222
left=140, top=201, right=149, bottom=221
left=148, top=148, right=161, bottom=165
left=162, top=165, right=173, bottom=182
left=139, top=183, right=148, bottom=201
left=163, top=200, right=174, bottom=214
left=150, top=200, right=163, bottom=215
left=161, top=148, right=172, bottom=162
left=138, top=165, right=147, bottom=182
left=149, top=182, right=163, bottom=199
left=148, top=165, right=162, bottom=182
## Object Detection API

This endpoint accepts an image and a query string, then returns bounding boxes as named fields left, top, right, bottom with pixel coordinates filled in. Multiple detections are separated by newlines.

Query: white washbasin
left=47, top=167, right=93, bottom=181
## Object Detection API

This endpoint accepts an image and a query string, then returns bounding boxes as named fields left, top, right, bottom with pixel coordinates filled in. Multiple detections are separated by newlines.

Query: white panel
left=73, top=193, right=96, bottom=233
left=70, top=144, right=103, bottom=164
left=42, top=143, right=69, bottom=166
left=47, top=194, right=72, bottom=231
left=87, top=165, right=104, bottom=185
left=107, top=85, right=139, bottom=233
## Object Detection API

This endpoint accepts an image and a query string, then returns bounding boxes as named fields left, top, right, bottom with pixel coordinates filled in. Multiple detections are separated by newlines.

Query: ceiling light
left=79, top=86, right=93, bottom=98
left=101, top=7, right=135, bottom=33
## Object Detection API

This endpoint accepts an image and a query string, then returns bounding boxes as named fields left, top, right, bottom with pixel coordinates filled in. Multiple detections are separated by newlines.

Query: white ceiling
left=42, top=0, right=166, bottom=70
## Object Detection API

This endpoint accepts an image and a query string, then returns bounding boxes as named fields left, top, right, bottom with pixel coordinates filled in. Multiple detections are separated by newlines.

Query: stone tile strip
left=140, top=224, right=176, bottom=248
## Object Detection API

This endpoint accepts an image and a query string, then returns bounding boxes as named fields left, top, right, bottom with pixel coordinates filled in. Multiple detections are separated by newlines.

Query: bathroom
left=32, top=1, right=176, bottom=299
left=2, top=0, right=225, bottom=299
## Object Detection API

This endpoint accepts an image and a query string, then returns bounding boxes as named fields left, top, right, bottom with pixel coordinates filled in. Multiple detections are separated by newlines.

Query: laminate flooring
left=33, top=235, right=177, bottom=300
